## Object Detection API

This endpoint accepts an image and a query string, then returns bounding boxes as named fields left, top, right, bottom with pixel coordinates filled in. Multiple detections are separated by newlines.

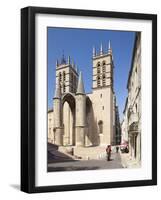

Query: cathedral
left=48, top=41, right=118, bottom=159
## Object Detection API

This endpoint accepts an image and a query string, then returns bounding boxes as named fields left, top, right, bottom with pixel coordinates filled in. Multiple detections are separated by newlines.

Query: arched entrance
left=85, top=96, right=99, bottom=146
left=85, top=97, right=92, bottom=146
left=62, top=93, right=76, bottom=146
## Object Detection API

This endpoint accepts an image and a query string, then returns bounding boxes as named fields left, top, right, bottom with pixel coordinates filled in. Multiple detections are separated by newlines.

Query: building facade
left=48, top=42, right=118, bottom=159
left=115, top=105, right=121, bottom=145
left=121, top=98, right=128, bottom=144
left=121, top=32, right=141, bottom=164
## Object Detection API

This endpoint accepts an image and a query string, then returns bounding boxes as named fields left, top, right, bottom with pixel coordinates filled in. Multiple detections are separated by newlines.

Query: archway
left=85, top=96, right=99, bottom=146
left=62, top=93, right=76, bottom=146
left=98, top=120, right=103, bottom=134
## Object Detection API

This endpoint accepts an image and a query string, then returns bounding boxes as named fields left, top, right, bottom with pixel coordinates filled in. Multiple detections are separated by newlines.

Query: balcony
left=128, top=113, right=139, bottom=134
left=128, top=108, right=139, bottom=124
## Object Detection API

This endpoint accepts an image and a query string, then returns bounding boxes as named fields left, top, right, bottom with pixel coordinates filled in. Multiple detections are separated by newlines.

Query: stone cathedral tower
left=55, top=54, right=78, bottom=94
left=48, top=41, right=116, bottom=159
left=90, top=41, right=114, bottom=145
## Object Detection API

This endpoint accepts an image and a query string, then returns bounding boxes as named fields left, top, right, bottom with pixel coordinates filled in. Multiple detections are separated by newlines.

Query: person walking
left=106, top=145, right=111, bottom=161
left=116, top=146, right=119, bottom=153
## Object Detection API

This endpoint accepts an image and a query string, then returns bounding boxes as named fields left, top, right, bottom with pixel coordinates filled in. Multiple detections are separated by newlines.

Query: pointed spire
left=108, top=40, right=111, bottom=49
left=56, top=59, right=59, bottom=67
left=108, top=40, right=112, bottom=54
left=76, top=71, right=85, bottom=94
left=72, top=59, right=75, bottom=68
left=76, top=65, right=79, bottom=74
left=93, top=46, right=96, bottom=57
left=100, top=43, right=103, bottom=55
left=54, top=83, right=61, bottom=99
left=73, top=63, right=75, bottom=69
left=77, top=67, right=79, bottom=74
left=74, top=64, right=77, bottom=71
left=68, top=56, right=70, bottom=64
left=61, top=51, right=66, bottom=64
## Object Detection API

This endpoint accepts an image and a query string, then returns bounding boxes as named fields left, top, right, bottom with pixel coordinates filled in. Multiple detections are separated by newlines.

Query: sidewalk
left=120, top=153, right=141, bottom=168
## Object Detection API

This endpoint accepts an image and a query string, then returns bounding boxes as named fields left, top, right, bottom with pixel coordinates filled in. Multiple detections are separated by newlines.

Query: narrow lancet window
left=98, top=120, right=103, bottom=133
left=97, top=76, right=101, bottom=87
left=97, top=62, right=101, bottom=74
left=63, top=71, right=66, bottom=81
left=102, top=74, right=106, bottom=86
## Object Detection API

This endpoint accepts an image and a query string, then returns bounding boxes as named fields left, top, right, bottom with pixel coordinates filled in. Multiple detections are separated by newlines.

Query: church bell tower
left=92, top=41, right=114, bottom=90
left=91, top=41, right=114, bottom=145
left=55, top=54, right=79, bottom=94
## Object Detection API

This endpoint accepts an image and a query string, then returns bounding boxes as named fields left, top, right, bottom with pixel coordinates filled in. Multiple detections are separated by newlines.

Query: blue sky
left=47, top=27, right=135, bottom=120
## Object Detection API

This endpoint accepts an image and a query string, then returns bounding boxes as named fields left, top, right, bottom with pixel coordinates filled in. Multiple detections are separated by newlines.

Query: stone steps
left=58, top=145, right=108, bottom=160
left=73, top=146, right=107, bottom=160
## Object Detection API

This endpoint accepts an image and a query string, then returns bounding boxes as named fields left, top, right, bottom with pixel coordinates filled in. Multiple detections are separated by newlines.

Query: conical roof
left=76, top=71, right=85, bottom=94
left=54, top=83, right=61, bottom=98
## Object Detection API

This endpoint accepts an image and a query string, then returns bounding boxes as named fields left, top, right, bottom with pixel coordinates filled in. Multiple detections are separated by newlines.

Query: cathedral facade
left=48, top=42, right=117, bottom=159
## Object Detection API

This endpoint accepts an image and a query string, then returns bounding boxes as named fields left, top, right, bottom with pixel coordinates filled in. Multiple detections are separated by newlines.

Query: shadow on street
left=47, top=143, right=76, bottom=164
left=47, top=143, right=124, bottom=172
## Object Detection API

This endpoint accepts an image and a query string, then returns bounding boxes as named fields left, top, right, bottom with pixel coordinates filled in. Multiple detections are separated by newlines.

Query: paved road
left=48, top=153, right=123, bottom=172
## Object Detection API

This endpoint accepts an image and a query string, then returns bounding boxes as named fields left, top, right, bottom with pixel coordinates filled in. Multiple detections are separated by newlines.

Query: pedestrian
left=106, top=145, right=111, bottom=161
left=116, top=146, right=119, bottom=153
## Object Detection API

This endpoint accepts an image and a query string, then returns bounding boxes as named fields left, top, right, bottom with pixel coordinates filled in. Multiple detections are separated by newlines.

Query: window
left=97, top=76, right=101, bottom=87
left=102, top=74, right=106, bottom=86
left=98, top=120, right=103, bottom=133
left=102, top=61, right=106, bottom=73
left=102, top=106, right=104, bottom=110
left=59, top=72, right=62, bottom=82
left=63, top=71, right=66, bottom=81
left=63, top=84, right=66, bottom=92
left=100, top=94, right=102, bottom=98
left=97, top=62, right=101, bottom=74
left=102, top=65, right=106, bottom=73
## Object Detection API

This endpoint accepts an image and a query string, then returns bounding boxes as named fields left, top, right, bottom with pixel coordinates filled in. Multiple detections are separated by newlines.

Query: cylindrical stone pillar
left=55, top=127, right=63, bottom=145
left=53, top=98, right=63, bottom=146
left=54, top=99, right=61, bottom=128
left=75, top=94, right=86, bottom=146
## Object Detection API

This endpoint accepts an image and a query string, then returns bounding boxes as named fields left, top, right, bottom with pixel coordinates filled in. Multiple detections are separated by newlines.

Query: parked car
left=120, top=142, right=129, bottom=153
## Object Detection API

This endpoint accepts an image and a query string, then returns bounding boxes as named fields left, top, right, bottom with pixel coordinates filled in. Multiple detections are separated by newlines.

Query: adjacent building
left=115, top=105, right=121, bottom=145
left=121, top=32, right=141, bottom=164
left=121, top=98, right=128, bottom=144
